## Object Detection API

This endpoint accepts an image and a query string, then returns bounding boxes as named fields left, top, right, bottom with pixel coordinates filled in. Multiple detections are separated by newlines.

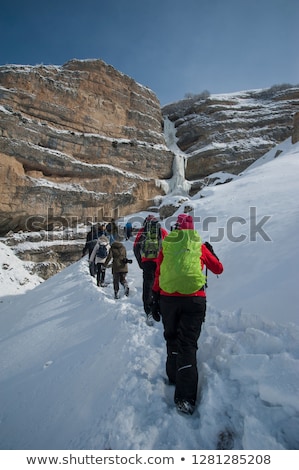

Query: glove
left=151, top=291, right=161, bottom=322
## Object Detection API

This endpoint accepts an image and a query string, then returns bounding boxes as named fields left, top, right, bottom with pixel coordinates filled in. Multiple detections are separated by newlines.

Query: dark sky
left=0, top=0, right=298, bottom=105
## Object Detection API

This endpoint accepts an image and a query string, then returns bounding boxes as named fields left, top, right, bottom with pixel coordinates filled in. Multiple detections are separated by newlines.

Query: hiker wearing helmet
left=152, top=213, right=223, bottom=415
left=133, top=215, right=168, bottom=325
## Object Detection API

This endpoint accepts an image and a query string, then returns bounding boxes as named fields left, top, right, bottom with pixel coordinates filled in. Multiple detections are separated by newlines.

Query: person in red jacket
left=133, top=215, right=168, bottom=324
left=152, top=213, right=223, bottom=415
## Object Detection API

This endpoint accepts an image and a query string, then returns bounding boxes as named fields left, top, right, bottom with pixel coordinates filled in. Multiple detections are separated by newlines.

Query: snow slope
left=0, top=140, right=299, bottom=450
left=192, top=138, right=299, bottom=326
left=0, top=243, right=42, bottom=297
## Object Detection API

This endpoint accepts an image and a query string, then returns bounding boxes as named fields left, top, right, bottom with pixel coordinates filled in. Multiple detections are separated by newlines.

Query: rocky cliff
left=292, top=112, right=299, bottom=144
left=2, top=60, right=299, bottom=238
left=0, top=59, right=173, bottom=235
left=2, top=59, right=299, bottom=279
left=162, top=85, right=299, bottom=193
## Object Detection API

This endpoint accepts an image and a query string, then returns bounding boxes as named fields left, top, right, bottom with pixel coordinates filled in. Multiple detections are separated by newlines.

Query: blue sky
left=0, top=0, right=298, bottom=105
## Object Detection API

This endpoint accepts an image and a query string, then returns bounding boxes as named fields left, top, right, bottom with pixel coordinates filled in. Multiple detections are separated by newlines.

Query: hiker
left=89, top=235, right=111, bottom=287
left=152, top=213, right=223, bottom=415
left=104, top=240, right=132, bottom=299
left=98, top=223, right=116, bottom=245
left=124, top=221, right=133, bottom=240
left=133, top=215, right=168, bottom=324
left=82, top=224, right=99, bottom=257
left=98, top=223, right=107, bottom=237
left=106, top=218, right=118, bottom=242
left=82, top=224, right=99, bottom=276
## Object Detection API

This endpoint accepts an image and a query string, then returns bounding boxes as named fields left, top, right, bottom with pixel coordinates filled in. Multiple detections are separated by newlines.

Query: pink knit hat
left=176, top=213, right=194, bottom=230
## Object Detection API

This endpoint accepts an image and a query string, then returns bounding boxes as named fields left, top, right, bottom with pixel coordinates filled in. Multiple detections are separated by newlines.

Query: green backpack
left=160, top=229, right=206, bottom=294
left=140, top=219, right=161, bottom=259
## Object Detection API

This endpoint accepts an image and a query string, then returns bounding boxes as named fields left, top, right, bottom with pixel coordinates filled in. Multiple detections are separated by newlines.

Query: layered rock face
left=1, top=59, right=299, bottom=239
left=292, top=112, right=299, bottom=144
left=4, top=230, right=86, bottom=279
left=162, top=86, right=299, bottom=190
left=0, top=60, right=173, bottom=235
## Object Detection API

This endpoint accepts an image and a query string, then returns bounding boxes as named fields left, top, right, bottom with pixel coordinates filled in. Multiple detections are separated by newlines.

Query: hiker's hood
left=176, top=213, right=194, bottom=230
left=98, top=235, right=109, bottom=244
left=112, top=241, right=124, bottom=249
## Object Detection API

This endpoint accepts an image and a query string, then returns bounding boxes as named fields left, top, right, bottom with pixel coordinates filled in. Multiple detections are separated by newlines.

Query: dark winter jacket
left=82, top=226, right=99, bottom=257
left=104, top=241, right=128, bottom=274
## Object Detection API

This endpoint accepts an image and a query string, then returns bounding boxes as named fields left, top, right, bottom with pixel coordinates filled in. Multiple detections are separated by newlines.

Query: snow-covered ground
left=0, top=138, right=299, bottom=451
left=0, top=243, right=42, bottom=296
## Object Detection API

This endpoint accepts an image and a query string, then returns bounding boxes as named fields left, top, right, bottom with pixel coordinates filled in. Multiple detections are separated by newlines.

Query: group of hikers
left=82, top=219, right=131, bottom=298
left=82, top=213, right=223, bottom=416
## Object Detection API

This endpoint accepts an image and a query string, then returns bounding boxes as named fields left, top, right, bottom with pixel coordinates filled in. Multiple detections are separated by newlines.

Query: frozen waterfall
left=161, top=117, right=191, bottom=195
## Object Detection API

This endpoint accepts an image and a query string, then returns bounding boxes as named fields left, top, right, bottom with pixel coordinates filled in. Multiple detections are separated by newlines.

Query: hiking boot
left=175, top=399, right=195, bottom=415
left=114, top=292, right=120, bottom=299
left=146, top=313, right=154, bottom=326
left=124, top=285, right=129, bottom=296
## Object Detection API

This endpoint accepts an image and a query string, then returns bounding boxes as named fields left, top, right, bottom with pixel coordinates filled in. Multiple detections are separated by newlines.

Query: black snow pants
left=142, top=261, right=156, bottom=315
left=160, top=295, right=206, bottom=405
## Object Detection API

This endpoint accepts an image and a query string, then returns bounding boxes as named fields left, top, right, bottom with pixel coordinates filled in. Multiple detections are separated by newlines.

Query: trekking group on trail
left=83, top=213, right=223, bottom=415
left=83, top=220, right=131, bottom=298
